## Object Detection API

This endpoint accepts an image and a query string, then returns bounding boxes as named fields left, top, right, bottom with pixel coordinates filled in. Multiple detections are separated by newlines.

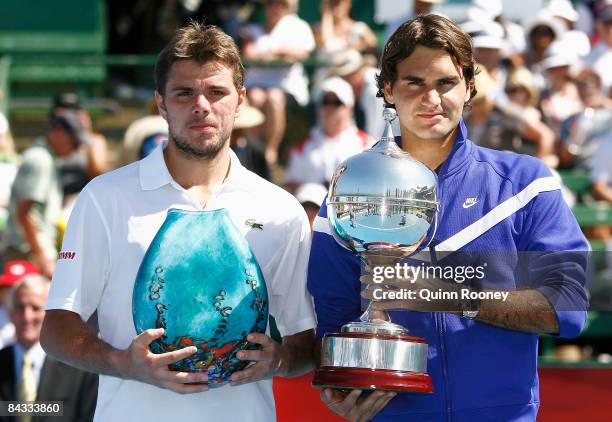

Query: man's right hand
left=320, top=388, right=396, bottom=422
left=116, top=328, right=209, bottom=394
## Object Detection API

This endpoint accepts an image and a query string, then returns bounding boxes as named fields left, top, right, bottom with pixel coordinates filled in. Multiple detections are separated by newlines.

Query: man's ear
left=154, top=91, right=168, bottom=120
left=383, top=81, right=394, bottom=106
left=236, top=86, right=246, bottom=117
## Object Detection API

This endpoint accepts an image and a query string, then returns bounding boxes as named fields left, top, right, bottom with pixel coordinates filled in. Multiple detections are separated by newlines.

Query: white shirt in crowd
left=285, top=125, right=373, bottom=186
left=244, top=14, right=315, bottom=106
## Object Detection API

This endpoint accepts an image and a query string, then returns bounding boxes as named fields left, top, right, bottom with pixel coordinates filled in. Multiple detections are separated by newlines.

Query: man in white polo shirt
left=285, top=76, right=373, bottom=192
left=40, top=23, right=315, bottom=421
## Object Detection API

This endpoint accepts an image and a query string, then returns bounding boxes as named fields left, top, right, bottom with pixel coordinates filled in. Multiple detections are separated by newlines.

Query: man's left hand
left=230, top=333, right=283, bottom=386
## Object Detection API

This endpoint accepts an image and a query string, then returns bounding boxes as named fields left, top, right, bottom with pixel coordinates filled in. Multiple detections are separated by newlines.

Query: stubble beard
left=169, top=127, right=229, bottom=161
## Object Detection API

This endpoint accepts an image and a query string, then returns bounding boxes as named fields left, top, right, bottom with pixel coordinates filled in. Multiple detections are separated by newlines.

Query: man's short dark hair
left=377, top=14, right=478, bottom=107
left=154, top=22, right=245, bottom=96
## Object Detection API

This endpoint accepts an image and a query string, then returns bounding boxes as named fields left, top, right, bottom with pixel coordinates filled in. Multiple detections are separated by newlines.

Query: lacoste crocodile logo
left=245, top=219, right=264, bottom=230
left=462, top=197, right=479, bottom=209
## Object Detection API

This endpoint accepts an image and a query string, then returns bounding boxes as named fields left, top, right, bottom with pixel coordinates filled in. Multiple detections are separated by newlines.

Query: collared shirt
left=47, top=142, right=315, bottom=422
left=12, top=342, right=46, bottom=388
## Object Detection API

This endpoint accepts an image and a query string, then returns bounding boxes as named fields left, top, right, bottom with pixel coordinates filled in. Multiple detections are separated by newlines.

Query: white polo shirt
left=46, top=143, right=316, bottom=422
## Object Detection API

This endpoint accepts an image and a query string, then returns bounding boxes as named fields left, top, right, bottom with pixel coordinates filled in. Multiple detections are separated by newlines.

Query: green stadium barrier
left=559, top=170, right=612, bottom=227
left=0, top=0, right=107, bottom=108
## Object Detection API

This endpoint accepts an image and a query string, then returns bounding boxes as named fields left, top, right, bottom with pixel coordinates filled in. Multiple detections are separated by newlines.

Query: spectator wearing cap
left=285, top=77, right=373, bottom=191
left=540, top=42, right=583, bottom=138
left=2, top=112, right=82, bottom=278
left=465, top=65, right=555, bottom=164
left=51, top=92, right=108, bottom=194
left=583, top=5, right=612, bottom=94
left=241, top=0, right=316, bottom=165
left=384, top=0, right=445, bottom=42
left=294, top=183, right=327, bottom=231
left=231, top=100, right=270, bottom=180
left=326, top=48, right=391, bottom=139
left=0, top=260, right=39, bottom=350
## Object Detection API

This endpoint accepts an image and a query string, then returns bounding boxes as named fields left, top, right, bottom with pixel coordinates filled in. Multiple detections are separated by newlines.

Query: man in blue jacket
left=308, top=14, right=589, bottom=422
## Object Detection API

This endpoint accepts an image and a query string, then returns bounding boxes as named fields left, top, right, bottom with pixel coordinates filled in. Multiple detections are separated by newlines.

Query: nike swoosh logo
left=462, top=201, right=479, bottom=209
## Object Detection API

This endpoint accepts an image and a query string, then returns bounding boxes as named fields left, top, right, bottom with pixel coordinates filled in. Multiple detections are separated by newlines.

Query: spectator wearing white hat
left=472, top=29, right=508, bottom=99
left=384, top=0, right=445, bottom=42
left=285, top=77, right=373, bottom=191
left=326, top=49, right=392, bottom=139
left=120, top=113, right=169, bottom=166
left=540, top=42, right=583, bottom=138
left=546, top=0, right=591, bottom=58
left=468, top=0, right=526, bottom=58
left=583, top=6, right=612, bottom=95
left=293, top=182, right=328, bottom=231
left=523, top=11, right=566, bottom=74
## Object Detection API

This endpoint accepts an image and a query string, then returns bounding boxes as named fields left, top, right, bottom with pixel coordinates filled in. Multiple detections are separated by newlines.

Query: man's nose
left=193, top=94, right=211, bottom=114
left=421, top=88, right=442, bottom=108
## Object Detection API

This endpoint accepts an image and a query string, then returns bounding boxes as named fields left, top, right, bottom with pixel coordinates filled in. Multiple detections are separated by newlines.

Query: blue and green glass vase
left=132, top=208, right=269, bottom=387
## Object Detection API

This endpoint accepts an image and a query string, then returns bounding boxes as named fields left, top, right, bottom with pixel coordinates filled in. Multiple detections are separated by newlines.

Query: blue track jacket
left=307, top=120, right=589, bottom=421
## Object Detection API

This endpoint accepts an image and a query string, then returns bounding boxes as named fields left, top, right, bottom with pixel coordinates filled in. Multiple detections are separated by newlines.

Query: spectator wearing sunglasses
left=285, top=77, right=373, bottom=192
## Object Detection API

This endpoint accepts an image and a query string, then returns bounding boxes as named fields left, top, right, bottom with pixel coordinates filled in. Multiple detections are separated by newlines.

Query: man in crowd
left=2, top=112, right=83, bottom=278
left=41, top=23, right=315, bottom=421
left=0, top=260, right=40, bottom=349
left=285, top=76, right=372, bottom=191
left=309, top=15, right=588, bottom=421
left=0, top=275, right=97, bottom=422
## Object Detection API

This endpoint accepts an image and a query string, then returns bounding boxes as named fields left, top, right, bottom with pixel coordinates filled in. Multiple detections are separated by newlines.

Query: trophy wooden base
left=312, top=367, right=433, bottom=393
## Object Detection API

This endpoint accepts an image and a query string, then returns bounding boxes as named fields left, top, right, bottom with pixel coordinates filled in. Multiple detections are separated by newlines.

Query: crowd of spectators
left=0, top=0, right=611, bottom=382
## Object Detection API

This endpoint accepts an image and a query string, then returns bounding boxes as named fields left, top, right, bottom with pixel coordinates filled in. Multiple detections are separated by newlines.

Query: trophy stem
left=358, top=254, right=399, bottom=325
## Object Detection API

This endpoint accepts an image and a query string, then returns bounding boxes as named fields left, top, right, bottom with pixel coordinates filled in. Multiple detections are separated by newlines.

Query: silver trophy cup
left=313, top=108, right=438, bottom=393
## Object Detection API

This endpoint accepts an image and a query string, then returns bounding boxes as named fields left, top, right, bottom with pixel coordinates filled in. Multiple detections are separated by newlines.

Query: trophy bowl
left=312, top=108, right=438, bottom=393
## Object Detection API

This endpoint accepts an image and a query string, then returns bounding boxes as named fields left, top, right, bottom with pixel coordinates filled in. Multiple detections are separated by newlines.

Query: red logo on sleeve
left=58, top=251, right=77, bottom=260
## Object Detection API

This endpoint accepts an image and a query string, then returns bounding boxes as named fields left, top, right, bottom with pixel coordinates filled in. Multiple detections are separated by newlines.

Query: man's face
left=156, top=60, right=244, bottom=160
left=319, top=93, right=352, bottom=134
left=10, top=284, right=48, bottom=349
left=596, top=19, right=612, bottom=46
left=47, top=126, right=77, bottom=158
left=475, top=47, right=501, bottom=73
left=384, top=46, right=469, bottom=142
